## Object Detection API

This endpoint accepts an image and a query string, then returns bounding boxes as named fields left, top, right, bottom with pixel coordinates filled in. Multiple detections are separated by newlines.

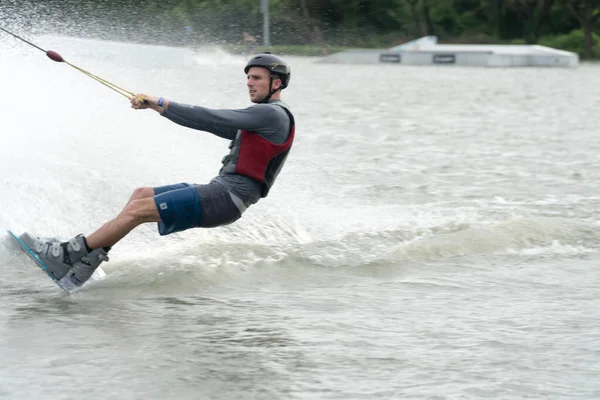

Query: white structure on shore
left=319, top=36, right=579, bottom=68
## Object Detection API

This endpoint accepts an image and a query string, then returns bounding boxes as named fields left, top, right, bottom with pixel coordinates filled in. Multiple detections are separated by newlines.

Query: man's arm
left=130, top=95, right=279, bottom=140
left=162, top=102, right=280, bottom=140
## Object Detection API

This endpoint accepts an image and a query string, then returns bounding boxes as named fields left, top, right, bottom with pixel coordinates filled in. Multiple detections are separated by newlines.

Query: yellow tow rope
left=63, top=60, right=138, bottom=100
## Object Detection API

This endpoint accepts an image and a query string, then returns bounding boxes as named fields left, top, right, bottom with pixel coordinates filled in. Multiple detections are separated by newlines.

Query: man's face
left=247, top=66, right=281, bottom=103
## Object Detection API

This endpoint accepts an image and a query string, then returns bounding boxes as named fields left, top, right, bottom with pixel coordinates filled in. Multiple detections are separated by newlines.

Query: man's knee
left=130, top=187, right=155, bottom=201
left=122, top=197, right=160, bottom=223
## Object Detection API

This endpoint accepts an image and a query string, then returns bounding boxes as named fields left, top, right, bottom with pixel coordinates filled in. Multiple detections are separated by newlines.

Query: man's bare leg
left=124, top=187, right=153, bottom=206
left=86, top=187, right=160, bottom=250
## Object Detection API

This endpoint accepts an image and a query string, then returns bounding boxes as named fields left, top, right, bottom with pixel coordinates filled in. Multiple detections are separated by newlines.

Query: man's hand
left=130, top=94, right=166, bottom=112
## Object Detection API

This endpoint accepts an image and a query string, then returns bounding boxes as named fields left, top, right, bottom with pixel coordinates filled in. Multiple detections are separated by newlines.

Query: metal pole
left=260, top=0, right=270, bottom=46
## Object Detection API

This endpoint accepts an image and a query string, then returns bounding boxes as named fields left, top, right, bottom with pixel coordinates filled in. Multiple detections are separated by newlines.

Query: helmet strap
left=260, top=74, right=280, bottom=104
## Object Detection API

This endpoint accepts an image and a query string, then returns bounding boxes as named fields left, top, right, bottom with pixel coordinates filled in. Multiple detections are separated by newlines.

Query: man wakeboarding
left=19, top=53, right=295, bottom=289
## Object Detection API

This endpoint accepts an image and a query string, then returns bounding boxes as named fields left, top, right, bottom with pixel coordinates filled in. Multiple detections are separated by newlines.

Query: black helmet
left=244, top=53, right=291, bottom=89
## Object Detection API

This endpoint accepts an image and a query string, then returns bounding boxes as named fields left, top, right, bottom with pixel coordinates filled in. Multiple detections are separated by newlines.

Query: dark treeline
left=1, top=0, right=599, bottom=58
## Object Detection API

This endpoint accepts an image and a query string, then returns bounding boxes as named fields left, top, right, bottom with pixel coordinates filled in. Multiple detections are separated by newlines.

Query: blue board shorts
left=153, top=182, right=242, bottom=236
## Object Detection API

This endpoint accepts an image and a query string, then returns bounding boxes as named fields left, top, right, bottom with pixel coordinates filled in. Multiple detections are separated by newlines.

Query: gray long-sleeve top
left=162, top=100, right=292, bottom=205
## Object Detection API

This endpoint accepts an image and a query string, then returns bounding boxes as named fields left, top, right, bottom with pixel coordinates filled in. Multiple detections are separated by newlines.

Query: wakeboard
left=7, top=230, right=105, bottom=293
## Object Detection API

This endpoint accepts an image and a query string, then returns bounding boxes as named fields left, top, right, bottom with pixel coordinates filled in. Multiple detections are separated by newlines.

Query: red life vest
left=220, top=103, right=295, bottom=198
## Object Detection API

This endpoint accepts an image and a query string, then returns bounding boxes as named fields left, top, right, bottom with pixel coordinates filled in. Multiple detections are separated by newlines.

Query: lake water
left=0, top=35, right=599, bottom=399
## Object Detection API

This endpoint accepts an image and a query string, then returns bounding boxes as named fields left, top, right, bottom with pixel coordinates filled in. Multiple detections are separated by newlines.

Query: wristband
left=158, top=97, right=165, bottom=107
